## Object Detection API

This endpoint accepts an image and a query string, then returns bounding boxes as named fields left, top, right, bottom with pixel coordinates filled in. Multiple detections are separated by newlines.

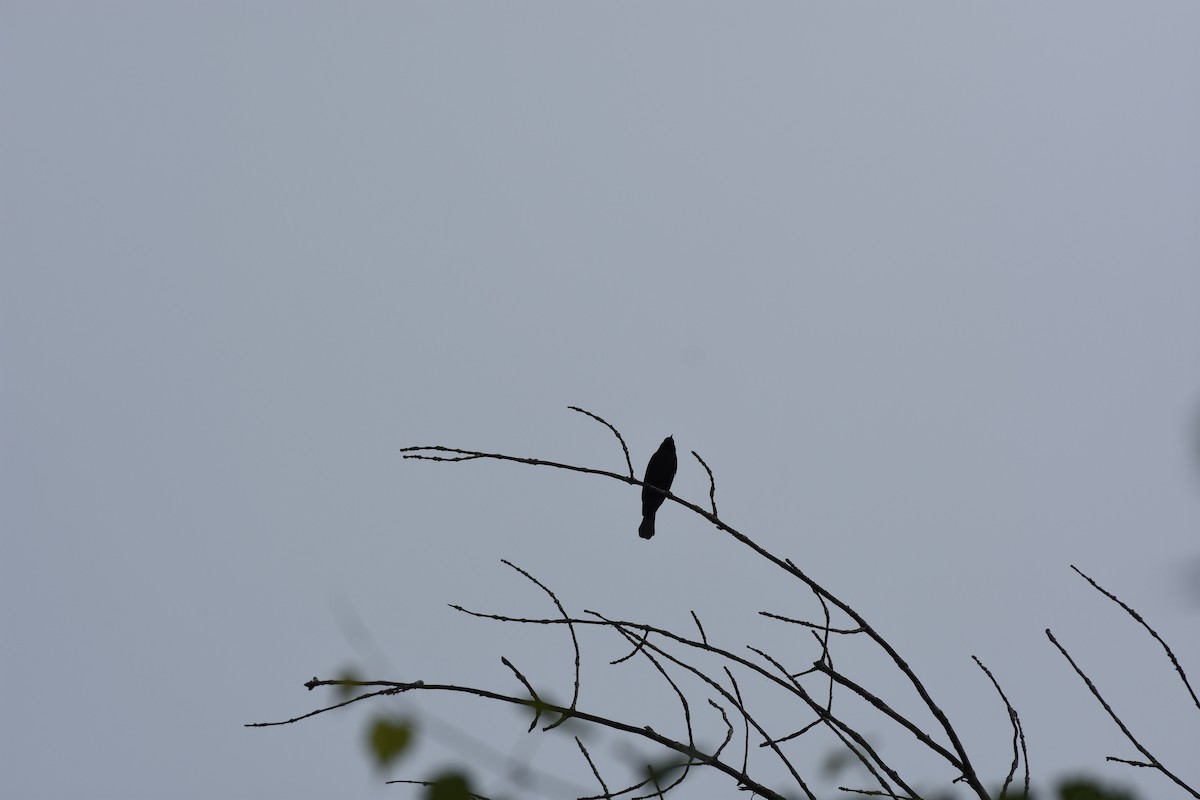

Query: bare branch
left=448, top=607, right=819, bottom=712
left=384, top=779, right=492, bottom=799
left=500, top=657, right=543, bottom=732
left=500, top=560, right=581, bottom=728
left=449, top=576, right=978, bottom=799
left=760, top=718, right=821, bottom=747
left=245, top=684, right=406, bottom=727
left=814, top=587, right=834, bottom=673
left=837, top=787, right=918, bottom=799
left=759, top=610, right=863, bottom=635
left=400, top=445, right=638, bottom=485
left=972, top=656, right=1028, bottom=800
left=400, top=435, right=990, bottom=799
left=272, top=677, right=792, bottom=800
left=610, top=626, right=652, bottom=666
left=722, top=666, right=750, bottom=776
left=707, top=699, right=736, bottom=762
left=809, top=661, right=963, bottom=770
left=1046, top=629, right=1200, bottom=799
left=690, top=610, right=708, bottom=646
left=690, top=450, right=718, bottom=517
left=449, top=599, right=969, bottom=788
left=575, top=737, right=613, bottom=799
left=569, top=406, right=634, bottom=479
left=1071, top=565, right=1200, bottom=712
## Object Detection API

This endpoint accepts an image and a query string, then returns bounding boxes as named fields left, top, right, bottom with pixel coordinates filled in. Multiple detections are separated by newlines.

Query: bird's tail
left=638, top=515, right=655, bottom=540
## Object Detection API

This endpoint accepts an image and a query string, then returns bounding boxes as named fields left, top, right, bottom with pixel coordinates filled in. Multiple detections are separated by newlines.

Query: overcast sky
left=3, top=3, right=1200, bottom=799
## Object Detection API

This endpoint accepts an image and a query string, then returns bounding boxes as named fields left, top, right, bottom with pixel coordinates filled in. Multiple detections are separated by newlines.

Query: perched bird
left=639, top=436, right=677, bottom=539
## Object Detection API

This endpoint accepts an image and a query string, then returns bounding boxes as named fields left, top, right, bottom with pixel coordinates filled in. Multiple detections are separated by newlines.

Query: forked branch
left=400, top=408, right=990, bottom=799
left=1047, top=568, right=1200, bottom=798
left=250, top=677, right=790, bottom=800
left=254, top=408, right=1030, bottom=798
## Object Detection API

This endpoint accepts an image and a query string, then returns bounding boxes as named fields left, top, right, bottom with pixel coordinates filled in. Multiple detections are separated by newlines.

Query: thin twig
left=576, top=737, right=613, bottom=799
left=690, top=610, right=708, bottom=646
left=569, top=406, right=634, bottom=479
left=972, top=656, right=1028, bottom=800
left=723, top=667, right=750, bottom=776
left=500, top=560, right=581, bottom=729
left=400, top=445, right=638, bottom=486
left=609, top=626, right=652, bottom=666
left=808, top=662, right=963, bottom=770
left=245, top=684, right=406, bottom=727
left=837, top=787, right=917, bottom=799
left=577, top=764, right=675, bottom=800
left=759, top=610, right=862, bottom=634
left=1071, top=565, right=1200, bottom=712
left=691, top=450, right=718, bottom=517
left=707, top=699, right=736, bottom=762
left=383, top=779, right=492, bottom=799
left=814, top=588, right=834, bottom=699
left=1046, top=629, right=1200, bottom=799
left=501, top=657, right=543, bottom=732
left=760, top=719, right=821, bottom=747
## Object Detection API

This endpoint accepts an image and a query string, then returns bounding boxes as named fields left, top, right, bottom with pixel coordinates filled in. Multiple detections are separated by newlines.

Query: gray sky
left=3, top=3, right=1199, bottom=799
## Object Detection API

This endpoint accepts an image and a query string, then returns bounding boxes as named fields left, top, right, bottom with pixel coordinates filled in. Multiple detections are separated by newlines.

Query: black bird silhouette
left=639, top=436, right=677, bottom=539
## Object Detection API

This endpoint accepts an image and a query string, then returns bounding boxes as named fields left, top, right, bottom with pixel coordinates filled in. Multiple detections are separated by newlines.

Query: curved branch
left=690, top=450, right=718, bottom=517
left=972, top=655, right=1028, bottom=800
left=500, top=559, right=581, bottom=727
left=707, top=699, right=736, bottom=762
left=569, top=406, right=634, bottom=479
left=722, top=667, right=749, bottom=776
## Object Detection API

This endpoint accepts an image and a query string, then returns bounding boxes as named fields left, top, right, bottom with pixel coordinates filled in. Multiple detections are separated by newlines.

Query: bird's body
left=639, top=436, right=677, bottom=539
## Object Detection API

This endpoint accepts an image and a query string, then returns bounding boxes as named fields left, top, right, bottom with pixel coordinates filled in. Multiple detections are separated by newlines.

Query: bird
left=639, top=436, right=677, bottom=539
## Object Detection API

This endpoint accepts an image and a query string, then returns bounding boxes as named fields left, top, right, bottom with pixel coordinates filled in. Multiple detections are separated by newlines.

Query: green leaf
left=366, top=716, right=412, bottom=768
left=423, top=771, right=474, bottom=800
